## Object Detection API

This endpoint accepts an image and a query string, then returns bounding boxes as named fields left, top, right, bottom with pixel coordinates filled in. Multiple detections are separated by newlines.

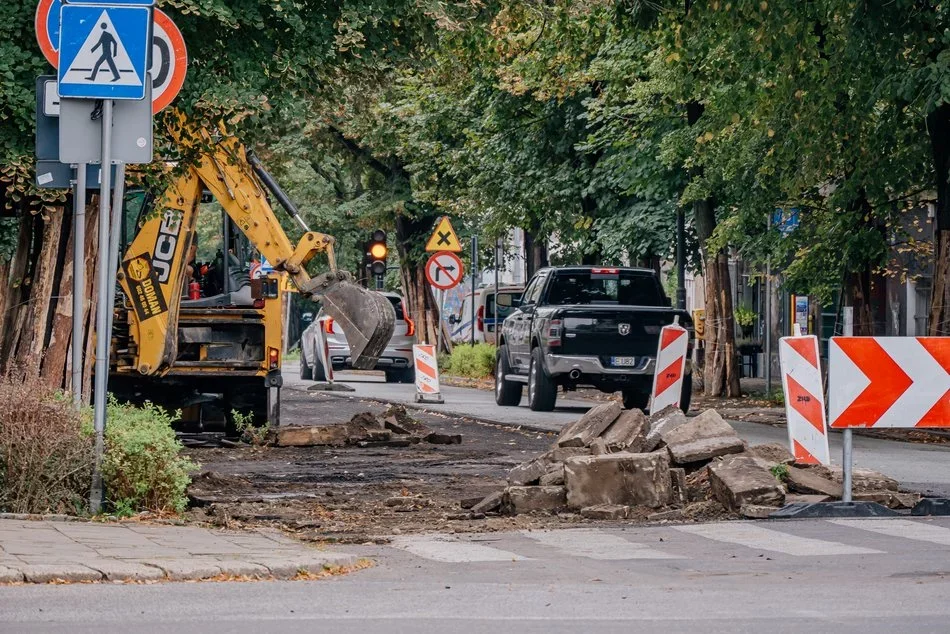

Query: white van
left=449, top=285, right=524, bottom=345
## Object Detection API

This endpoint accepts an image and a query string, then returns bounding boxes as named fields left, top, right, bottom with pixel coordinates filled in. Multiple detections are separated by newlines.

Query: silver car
left=299, top=292, right=416, bottom=383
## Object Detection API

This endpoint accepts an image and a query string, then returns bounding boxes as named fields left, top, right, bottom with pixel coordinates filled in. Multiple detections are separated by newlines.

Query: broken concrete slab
left=557, top=402, right=622, bottom=448
left=382, top=407, right=433, bottom=437
left=470, top=491, right=505, bottom=514
left=277, top=424, right=350, bottom=447
left=740, top=504, right=777, bottom=519
left=508, top=458, right=548, bottom=486
left=580, top=504, right=630, bottom=520
left=539, top=465, right=565, bottom=487
left=647, top=509, right=684, bottom=522
left=541, top=447, right=590, bottom=464
left=827, top=466, right=899, bottom=492
left=506, top=486, right=568, bottom=514
left=662, top=409, right=744, bottom=464
left=670, top=467, right=688, bottom=506
left=643, top=406, right=688, bottom=452
left=425, top=433, right=462, bottom=445
left=786, top=465, right=843, bottom=498
left=854, top=491, right=920, bottom=509
left=601, top=408, right=648, bottom=452
left=564, top=452, right=672, bottom=509
left=459, top=496, right=484, bottom=509
left=785, top=493, right=832, bottom=505
left=590, top=438, right=608, bottom=455
left=708, top=455, right=785, bottom=512
left=746, top=443, right=795, bottom=466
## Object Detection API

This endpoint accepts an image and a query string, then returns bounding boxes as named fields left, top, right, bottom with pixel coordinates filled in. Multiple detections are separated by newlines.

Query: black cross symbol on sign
left=437, top=231, right=452, bottom=246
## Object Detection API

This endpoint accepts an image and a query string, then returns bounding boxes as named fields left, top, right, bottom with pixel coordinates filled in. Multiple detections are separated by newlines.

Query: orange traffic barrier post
left=413, top=344, right=444, bottom=404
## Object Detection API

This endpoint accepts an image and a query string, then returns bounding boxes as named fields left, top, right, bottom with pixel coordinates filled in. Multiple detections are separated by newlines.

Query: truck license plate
left=612, top=356, right=637, bottom=367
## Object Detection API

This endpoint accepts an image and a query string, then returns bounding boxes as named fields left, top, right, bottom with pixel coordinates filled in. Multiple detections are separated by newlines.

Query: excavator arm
left=117, top=125, right=395, bottom=376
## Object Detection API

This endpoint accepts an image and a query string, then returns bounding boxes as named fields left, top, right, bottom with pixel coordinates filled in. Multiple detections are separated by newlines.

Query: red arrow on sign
left=830, top=337, right=950, bottom=429
left=832, top=338, right=913, bottom=428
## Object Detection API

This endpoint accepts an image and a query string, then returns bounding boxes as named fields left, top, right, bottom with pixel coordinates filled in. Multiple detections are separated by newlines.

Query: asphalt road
left=4, top=518, right=950, bottom=633
left=284, top=363, right=950, bottom=497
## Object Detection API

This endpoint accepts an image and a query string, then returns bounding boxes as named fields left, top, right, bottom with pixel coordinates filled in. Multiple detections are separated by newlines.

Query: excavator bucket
left=318, top=277, right=396, bottom=369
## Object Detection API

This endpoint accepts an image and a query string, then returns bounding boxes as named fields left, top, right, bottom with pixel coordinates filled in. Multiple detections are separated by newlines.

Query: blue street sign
left=58, top=4, right=151, bottom=99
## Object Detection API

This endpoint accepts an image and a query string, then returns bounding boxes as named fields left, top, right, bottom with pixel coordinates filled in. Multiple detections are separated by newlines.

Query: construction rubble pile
left=463, top=402, right=918, bottom=521
left=276, top=406, right=462, bottom=448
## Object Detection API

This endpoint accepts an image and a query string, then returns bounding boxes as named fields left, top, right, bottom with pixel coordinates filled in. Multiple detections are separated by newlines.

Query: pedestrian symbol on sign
left=86, top=23, right=121, bottom=82
left=58, top=5, right=151, bottom=99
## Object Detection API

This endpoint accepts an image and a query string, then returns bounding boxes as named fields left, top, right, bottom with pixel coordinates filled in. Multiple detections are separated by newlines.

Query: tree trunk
left=928, top=103, right=950, bottom=335
left=394, top=210, right=441, bottom=347
left=41, top=210, right=76, bottom=388
left=1, top=214, right=40, bottom=372
left=845, top=267, right=876, bottom=336
left=524, top=229, right=548, bottom=280
left=701, top=248, right=741, bottom=397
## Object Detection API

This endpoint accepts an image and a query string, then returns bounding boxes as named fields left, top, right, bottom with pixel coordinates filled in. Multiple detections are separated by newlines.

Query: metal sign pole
left=106, top=164, right=126, bottom=337
left=494, top=237, right=500, bottom=345
left=842, top=429, right=854, bottom=503
left=90, top=99, right=114, bottom=514
left=437, top=289, right=445, bottom=353
left=470, top=236, right=477, bottom=346
left=71, top=164, right=87, bottom=404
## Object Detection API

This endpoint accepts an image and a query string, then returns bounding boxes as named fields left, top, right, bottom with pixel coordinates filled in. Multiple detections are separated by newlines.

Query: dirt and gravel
left=182, top=388, right=682, bottom=542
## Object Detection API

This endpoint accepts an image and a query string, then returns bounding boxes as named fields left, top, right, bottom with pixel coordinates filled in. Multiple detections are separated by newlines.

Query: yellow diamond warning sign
left=425, top=216, right=462, bottom=252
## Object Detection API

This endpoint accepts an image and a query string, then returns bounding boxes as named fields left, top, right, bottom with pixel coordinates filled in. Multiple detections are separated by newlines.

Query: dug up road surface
left=183, top=384, right=730, bottom=542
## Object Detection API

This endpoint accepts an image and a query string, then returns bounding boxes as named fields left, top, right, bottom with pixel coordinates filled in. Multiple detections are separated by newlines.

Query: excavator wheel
left=317, top=277, right=396, bottom=369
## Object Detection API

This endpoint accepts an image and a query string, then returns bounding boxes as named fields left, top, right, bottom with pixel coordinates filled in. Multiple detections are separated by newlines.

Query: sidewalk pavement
left=0, top=518, right=359, bottom=583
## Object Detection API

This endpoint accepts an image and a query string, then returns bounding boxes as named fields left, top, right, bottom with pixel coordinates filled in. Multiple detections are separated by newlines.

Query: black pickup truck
left=494, top=266, right=692, bottom=411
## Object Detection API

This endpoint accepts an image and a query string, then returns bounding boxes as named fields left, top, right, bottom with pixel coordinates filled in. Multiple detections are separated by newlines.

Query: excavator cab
left=111, top=132, right=395, bottom=429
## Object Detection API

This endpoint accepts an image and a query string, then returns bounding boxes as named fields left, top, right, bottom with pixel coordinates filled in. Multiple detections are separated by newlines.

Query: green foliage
left=734, top=306, right=756, bottom=328
left=102, top=398, right=196, bottom=514
left=231, top=409, right=271, bottom=446
left=445, top=343, right=496, bottom=378
left=770, top=463, right=790, bottom=483
left=0, top=372, right=92, bottom=514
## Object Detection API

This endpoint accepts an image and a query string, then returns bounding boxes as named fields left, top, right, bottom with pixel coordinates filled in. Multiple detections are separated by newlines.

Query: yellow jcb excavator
left=109, top=123, right=394, bottom=428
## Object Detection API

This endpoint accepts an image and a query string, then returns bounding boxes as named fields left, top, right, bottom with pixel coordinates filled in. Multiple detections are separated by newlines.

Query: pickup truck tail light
left=323, top=317, right=335, bottom=334
left=405, top=315, right=415, bottom=337
left=546, top=319, right=562, bottom=348
left=476, top=306, right=484, bottom=332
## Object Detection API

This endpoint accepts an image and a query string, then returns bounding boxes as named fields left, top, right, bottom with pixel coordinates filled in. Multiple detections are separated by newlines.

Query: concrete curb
left=0, top=553, right=364, bottom=584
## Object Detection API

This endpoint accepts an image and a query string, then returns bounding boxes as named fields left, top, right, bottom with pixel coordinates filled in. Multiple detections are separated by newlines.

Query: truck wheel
left=494, top=345, right=522, bottom=406
left=299, top=347, right=313, bottom=381
left=622, top=387, right=650, bottom=411
left=527, top=347, right=557, bottom=411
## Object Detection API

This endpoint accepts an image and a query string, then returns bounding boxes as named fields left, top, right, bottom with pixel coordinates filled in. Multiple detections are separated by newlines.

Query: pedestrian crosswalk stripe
left=830, top=519, right=950, bottom=547
left=521, top=529, right=683, bottom=560
left=389, top=535, right=528, bottom=563
left=674, top=523, right=883, bottom=556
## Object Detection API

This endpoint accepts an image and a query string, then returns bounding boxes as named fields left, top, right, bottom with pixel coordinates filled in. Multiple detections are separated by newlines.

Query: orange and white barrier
left=649, top=318, right=688, bottom=413
left=830, top=337, right=950, bottom=429
left=315, top=318, right=334, bottom=383
left=413, top=344, right=444, bottom=404
left=778, top=332, right=830, bottom=465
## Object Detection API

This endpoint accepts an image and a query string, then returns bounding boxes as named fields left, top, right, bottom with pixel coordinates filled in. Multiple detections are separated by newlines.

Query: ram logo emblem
left=618, top=323, right=631, bottom=336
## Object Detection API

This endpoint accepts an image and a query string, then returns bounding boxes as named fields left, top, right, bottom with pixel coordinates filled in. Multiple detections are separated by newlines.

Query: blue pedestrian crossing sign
left=58, top=4, right=152, bottom=100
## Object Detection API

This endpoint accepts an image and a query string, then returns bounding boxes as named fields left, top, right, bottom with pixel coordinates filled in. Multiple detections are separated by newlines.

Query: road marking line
left=674, top=523, right=883, bottom=556
left=389, top=535, right=528, bottom=563
left=521, top=529, right=683, bottom=560
left=830, top=519, right=950, bottom=546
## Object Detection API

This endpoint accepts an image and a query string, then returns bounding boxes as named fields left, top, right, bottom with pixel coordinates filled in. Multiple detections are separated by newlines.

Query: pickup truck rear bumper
left=543, top=353, right=656, bottom=376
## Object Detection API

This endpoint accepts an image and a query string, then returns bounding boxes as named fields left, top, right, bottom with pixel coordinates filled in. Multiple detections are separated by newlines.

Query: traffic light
left=367, top=230, right=388, bottom=287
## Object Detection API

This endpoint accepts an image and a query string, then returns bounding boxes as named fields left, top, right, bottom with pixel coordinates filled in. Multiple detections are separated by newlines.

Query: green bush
left=446, top=343, right=496, bottom=378
left=0, top=372, right=92, bottom=515
left=102, top=398, right=197, bottom=514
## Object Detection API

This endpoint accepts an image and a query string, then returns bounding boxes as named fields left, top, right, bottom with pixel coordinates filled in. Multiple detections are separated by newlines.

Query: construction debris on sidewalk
left=276, top=406, right=462, bottom=448
left=465, top=402, right=919, bottom=520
